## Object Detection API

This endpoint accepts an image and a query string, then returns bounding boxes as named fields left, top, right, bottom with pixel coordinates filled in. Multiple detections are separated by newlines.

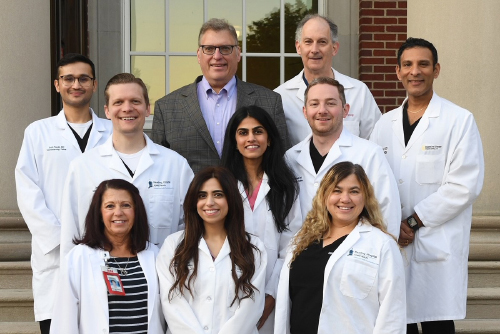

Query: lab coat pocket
left=414, top=225, right=450, bottom=262
left=343, top=120, right=360, bottom=137
left=148, top=192, right=174, bottom=245
left=340, top=258, right=378, bottom=299
left=415, top=154, right=445, bottom=184
left=31, top=242, right=60, bottom=273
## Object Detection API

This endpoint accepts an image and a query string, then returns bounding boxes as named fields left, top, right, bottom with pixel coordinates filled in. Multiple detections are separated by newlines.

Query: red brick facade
left=359, top=0, right=407, bottom=113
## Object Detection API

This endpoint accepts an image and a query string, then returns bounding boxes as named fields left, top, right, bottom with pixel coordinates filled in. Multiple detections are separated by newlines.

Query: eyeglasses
left=199, top=45, right=238, bottom=55
left=59, top=75, right=95, bottom=87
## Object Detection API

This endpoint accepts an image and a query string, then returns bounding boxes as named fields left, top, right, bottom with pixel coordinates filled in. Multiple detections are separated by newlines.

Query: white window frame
left=123, top=0, right=325, bottom=127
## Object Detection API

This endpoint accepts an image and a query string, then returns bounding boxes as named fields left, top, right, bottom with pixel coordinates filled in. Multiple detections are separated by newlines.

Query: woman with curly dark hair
left=157, top=166, right=267, bottom=334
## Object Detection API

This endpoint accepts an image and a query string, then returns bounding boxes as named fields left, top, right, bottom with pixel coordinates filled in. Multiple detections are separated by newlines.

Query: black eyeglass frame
left=58, top=75, right=95, bottom=87
left=199, top=45, right=239, bottom=55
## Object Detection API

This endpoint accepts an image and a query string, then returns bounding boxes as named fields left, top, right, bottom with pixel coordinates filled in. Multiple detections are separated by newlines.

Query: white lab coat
left=157, top=231, right=267, bottom=334
left=50, top=243, right=165, bottom=334
left=286, top=129, right=401, bottom=239
left=239, top=174, right=303, bottom=334
left=274, top=68, right=381, bottom=146
left=369, top=93, right=484, bottom=323
left=15, top=109, right=112, bottom=321
left=274, top=221, right=406, bottom=334
left=60, top=134, right=194, bottom=260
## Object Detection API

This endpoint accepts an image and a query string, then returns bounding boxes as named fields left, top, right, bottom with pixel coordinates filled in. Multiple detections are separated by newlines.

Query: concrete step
left=470, top=216, right=500, bottom=261
left=466, top=288, right=500, bottom=319
left=0, top=262, right=31, bottom=289
left=455, top=319, right=500, bottom=333
left=0, top=289, right=34, bottom=322
left=0, top=214, right=31, bottom=262
left=469, top=261, right=500, bottom=288
left=0, top=322, right=38, bottom=334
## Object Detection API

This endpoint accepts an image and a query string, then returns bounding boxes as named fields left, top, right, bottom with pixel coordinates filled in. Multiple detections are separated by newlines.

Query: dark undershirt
left=289, top=235, right=348, bottom=334
left=310, top=139, right=328, bottom=173
left=402, top=102, right=421, bottom=146
left=67, top=123, right=93, bottom=153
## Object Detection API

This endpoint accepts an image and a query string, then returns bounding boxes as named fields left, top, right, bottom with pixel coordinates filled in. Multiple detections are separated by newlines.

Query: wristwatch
left=407, top=215, right=420, bottom=232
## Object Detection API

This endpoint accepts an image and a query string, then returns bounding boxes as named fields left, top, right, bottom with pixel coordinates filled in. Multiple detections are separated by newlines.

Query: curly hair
left=168, top=166, right=259, bottom=306
left=291, top=161, right=391, bottom=263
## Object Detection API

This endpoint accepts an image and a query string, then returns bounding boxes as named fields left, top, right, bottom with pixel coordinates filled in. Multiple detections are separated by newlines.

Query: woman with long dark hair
left=157, top=166, right=267, bottom=334
left=50, top=179, right=164, bottom=333
left=274, top=162, right=406, bottom=333
left=221, top=105, right=302, bottom=333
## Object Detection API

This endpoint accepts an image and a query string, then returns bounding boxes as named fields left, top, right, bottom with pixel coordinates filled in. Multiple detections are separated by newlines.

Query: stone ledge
left=455, top=319, right=500, bottom=333
left=0, top=322, right=38, bottom=334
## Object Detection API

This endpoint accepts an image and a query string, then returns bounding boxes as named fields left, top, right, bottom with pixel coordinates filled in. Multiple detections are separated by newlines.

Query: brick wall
left=359, top=0, right=407, bottom=113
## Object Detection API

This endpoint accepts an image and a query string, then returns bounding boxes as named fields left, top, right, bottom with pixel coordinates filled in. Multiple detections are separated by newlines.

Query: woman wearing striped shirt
left=50, top=179, right=165, bottom=333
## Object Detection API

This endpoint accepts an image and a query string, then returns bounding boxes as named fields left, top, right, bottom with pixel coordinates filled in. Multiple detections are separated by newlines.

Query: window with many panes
left=125, top=0, right=321, bottom=116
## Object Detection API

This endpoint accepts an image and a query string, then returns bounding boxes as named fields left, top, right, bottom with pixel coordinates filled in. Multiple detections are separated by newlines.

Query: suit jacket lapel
left=182, top=78, right=218, bottom=155
left=236, top=77, right=258, bottom=109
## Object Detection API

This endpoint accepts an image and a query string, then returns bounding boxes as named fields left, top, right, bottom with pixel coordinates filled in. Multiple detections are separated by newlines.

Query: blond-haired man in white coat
left=60, top=73, right=194, bottom=261
left=274, top=14, right=380, bottom=145
left=15, top=54, right=112, bottom=333
left=285, top=77, right=401, bottom=238
left=370, top=38, right=484, bottom=333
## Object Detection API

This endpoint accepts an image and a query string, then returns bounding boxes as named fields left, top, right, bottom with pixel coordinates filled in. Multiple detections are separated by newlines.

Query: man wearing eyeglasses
left=15, top=53, right=112, bottom=334
left=152, top=18, right=290, bottom=174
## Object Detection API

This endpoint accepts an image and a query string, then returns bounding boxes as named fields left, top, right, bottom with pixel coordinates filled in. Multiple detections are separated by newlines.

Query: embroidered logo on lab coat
left=47, top=145, right=67, bottom=151
left=148, top=180, right=172, bottom=189
left=347, top=249, right=378, bottom=265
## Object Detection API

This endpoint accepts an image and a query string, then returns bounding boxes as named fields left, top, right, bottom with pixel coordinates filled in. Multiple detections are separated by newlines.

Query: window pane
left=169, top=0, right=203, bottom=52
left=131, top=0, right=165, bottom=52
left=207, top=0, right=243, bottom=44
left=285, top=56, right=304, bottom=81
left=284, top=0, right=317, bottom=53
left=131, top=56, right=165, bottom=114
left=246, top=57, right=280, bottom=90
left=169, top=56, right=202, bottom=92
left=246, top=0, right=280, bottom=53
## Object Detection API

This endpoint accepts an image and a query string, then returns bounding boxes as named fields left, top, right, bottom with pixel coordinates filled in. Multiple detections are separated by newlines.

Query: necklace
left=113, top=257, right=130, bottom=276
left=407, top=104, right=429, bottom=114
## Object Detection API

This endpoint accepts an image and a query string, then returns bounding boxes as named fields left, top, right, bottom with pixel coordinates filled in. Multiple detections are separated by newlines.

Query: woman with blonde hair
left=274, top=161, right=406, bottom=334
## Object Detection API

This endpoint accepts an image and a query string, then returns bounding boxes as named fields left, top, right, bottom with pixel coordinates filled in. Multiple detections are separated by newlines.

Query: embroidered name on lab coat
left=421, top=145, right=442, bottom=151
left=47, top=145, right=67, bottom=151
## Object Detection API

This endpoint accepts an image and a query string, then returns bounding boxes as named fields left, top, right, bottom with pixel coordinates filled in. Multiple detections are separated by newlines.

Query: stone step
left=0, top=214, right=31, bottom=262
left=0, top=289, right=34, bottom=322
left=470, top=216, right=500, bottom=261
left=0, top=322, right=38, bottom=334
left=469, top=261, right=500, bottom=288
left=455, top=319, right=500, bottom=334
left=0, top=262, right=31, bottom=289
left=466, top=288, right=500, bottom=319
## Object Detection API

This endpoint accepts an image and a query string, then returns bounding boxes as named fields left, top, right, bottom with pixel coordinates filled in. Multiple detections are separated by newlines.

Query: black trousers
left=39, top=319, right=51, bottom=334
left=407, top=320, right=455, bottom=334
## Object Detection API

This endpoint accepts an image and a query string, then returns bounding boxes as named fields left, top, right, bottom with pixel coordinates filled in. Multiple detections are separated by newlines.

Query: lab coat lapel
left=323, top=222, right=364, bottom=283
left=89, top=250, right=109, bottom=326
left=295, top=135, right=316, bottom=177
left=138, top=248, right=156, bottom=324
left=317, top=130, right=348, bottom=175
left=391, top=104, right=406, bottom=149
left=405, top=93, right=441, bottom=151
left=133, top=135, right=155, bottom=179
left=183, top=79, right=219, bottom=155
left=86, top=109, right=105, bottom=150
left=214, top=238, right=231, bottom=265
left=98, top=137, right=131, bottom=179
left=253, top=174, right=270, bottom=211
left=56, top=110, right=82, bottom=152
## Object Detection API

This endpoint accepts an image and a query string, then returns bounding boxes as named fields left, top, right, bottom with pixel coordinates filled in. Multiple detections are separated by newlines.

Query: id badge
left=102, top=269, right=126, bottom=296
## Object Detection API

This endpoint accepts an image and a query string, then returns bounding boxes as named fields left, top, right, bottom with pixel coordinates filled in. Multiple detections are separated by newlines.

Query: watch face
left=408, top=217, right=418, bottom=228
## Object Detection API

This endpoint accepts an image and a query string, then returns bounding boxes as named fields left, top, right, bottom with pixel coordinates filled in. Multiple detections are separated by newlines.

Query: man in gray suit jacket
left=152, top=18, right=290, bottom=173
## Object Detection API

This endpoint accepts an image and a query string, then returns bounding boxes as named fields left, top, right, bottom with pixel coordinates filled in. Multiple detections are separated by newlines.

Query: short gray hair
left=295, top=14, right=338, bottom=43
left=198, top=18, right=238, bottom=45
